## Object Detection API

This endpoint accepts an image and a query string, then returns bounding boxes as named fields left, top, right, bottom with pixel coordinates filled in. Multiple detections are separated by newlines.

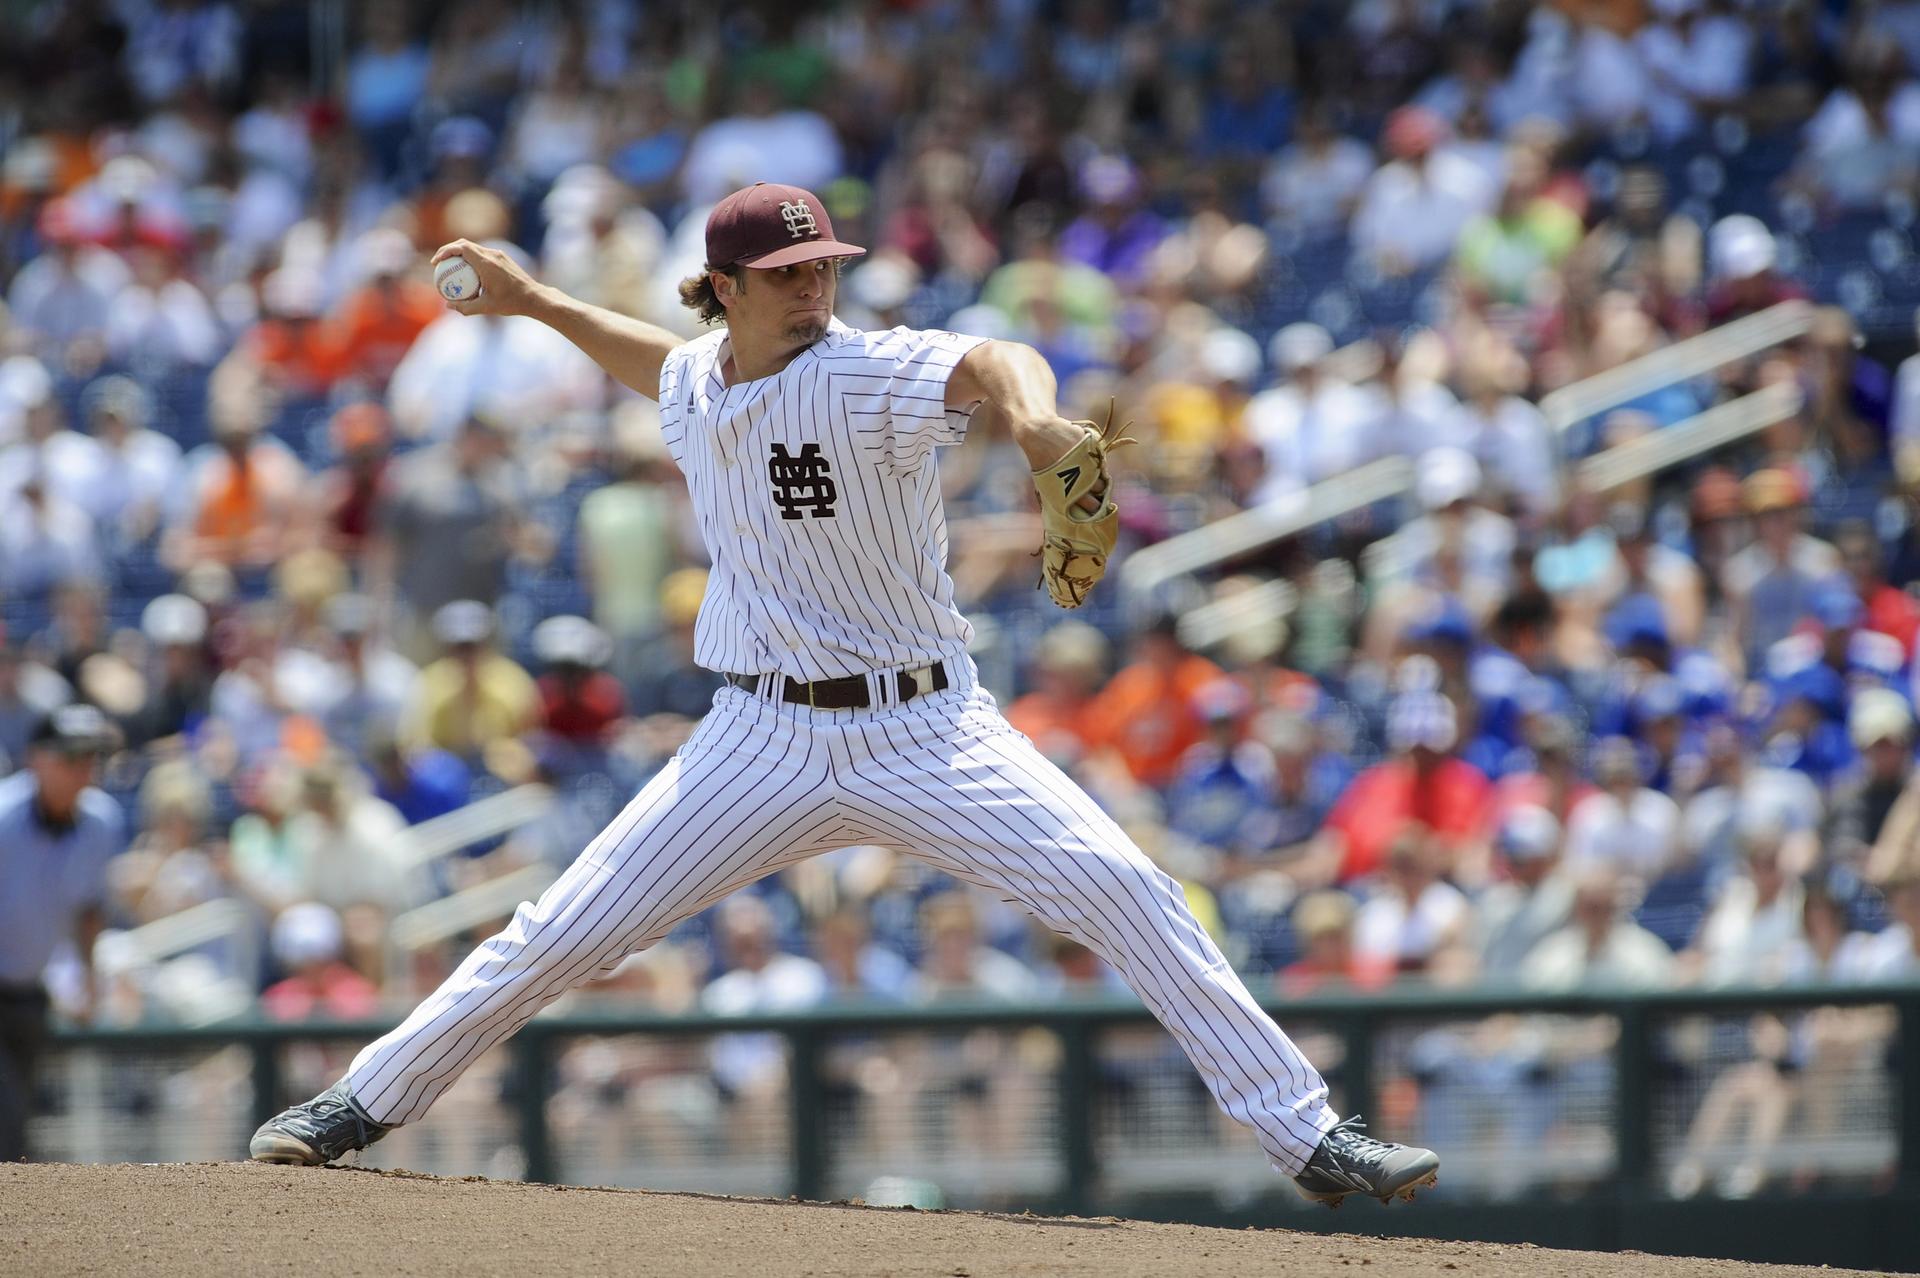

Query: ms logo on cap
left=779, top=200, right=819, bottom=240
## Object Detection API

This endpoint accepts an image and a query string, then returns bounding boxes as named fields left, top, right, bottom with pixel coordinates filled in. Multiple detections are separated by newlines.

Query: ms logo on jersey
left=779, top=200, right=818, bottom=240
left=769, top=443, right=837, bottom=519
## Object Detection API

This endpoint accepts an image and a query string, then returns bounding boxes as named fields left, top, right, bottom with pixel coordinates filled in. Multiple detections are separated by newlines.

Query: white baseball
left=435, top=255, right=482, bottom=302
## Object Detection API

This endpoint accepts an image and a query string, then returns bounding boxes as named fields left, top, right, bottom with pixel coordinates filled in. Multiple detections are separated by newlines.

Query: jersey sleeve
left=882, top=326, right=990, bottom=465
left=655, top=344, right=691, bottom=464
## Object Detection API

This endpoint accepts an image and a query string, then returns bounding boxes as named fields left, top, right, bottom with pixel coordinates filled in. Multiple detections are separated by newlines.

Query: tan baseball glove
left=1034, top=402, right=1135, bottom=609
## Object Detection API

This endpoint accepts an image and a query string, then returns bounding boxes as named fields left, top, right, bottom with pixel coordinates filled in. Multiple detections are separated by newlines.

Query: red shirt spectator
left=539, top=671, right=627, bottom=742
left=262, top=963, right=380, bottom=1022
left=1839, top=522, right=1920, bottom=659
left=1318, top=693, right=1490, bottom=883
left=532, top=616, right=625, bottom=743
left=261, top=903, right=379, bottom=1022
left=1323, top=757, right=1491, bottom=882
left=318, top=402, right=392, bottom=558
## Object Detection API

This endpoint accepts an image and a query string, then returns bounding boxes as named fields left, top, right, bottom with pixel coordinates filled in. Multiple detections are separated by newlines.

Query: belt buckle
left=807, top=679, right=818, bottom=709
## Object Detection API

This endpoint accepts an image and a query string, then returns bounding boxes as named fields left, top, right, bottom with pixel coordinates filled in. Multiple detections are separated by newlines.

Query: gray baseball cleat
left=1293, top=1115, right=1440, bottom=1207
left=249, top=1082, right=393, bottom=1166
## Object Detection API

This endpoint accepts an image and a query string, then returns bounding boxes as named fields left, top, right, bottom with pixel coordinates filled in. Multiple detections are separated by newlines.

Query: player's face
left=725, top=259, right=839, bottom=349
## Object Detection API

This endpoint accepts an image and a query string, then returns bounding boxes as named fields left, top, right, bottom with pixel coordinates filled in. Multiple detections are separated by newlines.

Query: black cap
left=30, top=703, right=120, bottom=757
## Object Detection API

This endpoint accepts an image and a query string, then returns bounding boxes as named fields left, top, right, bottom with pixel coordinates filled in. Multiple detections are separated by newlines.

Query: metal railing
left=46, top=982, right=1920, bottom=1212
left=1121, top=456, right=1413, bottom=600
left=1538, top=300, right=1814, bottom=437
left=385, top=862, right=558, bottom=990
left=392, top=783, right=554, bottom=872
left=1119, top=300, right=1816, bottom=608
left=1575, top=381, right=1803, bottom=491
left=1363, top=380, right=1807, bottom=584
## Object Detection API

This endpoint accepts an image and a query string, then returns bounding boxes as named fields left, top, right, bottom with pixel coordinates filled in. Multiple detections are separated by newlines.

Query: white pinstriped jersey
left=656, top=317, right=989, bottom=681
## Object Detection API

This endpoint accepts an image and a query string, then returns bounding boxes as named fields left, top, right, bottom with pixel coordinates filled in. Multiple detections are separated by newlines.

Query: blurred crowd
left=5, top=0, right=1920, bottom=1087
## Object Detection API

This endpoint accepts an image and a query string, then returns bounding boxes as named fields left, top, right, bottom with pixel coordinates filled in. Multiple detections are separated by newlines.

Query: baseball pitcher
left=249, top=181, right=1438, bottom=1207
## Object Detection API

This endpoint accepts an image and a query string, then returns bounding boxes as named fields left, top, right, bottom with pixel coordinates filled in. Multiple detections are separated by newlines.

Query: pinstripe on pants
left=344, top=662, right=1338, bottom=1174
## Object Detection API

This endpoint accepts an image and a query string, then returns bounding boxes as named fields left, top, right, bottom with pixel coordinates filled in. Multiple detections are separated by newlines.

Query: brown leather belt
left=724, top=661, right=950, bottom=710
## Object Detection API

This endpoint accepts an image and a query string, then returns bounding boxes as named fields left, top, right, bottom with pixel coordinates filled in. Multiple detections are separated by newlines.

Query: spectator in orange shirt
left=327, top=228, right=443, bottom=392
left=1304, top=691, right=1492, bottom=887
left=206, top=267, right=343, bottom=448
left=162, top=415, right=307, bottom=573
left=1079, top=613, right=1225, bottom=788
left=1004, top=620, right=1109, bottom=765
left=244, top=267, right=344, bottom=397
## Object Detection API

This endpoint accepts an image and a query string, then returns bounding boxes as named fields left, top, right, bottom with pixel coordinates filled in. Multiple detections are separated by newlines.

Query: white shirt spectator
left=0, top=357, right=55, bottom=448
left=680, top=109, right=844, bottom=207
left=274, top=643, right=420, bottom=735
left=227, top=167, right=305, bottom=252
left=1495, top=11, right=1581, bottom=132
left=1571, top=23, right=1652, bottom=131
left=1636, top=11, right=1754, bottom=142
left=1439, top=395, right=1558, bottom=515
left=703, top=952, right=828, bottom=1093
left=1694, top=873, right=1805, bottom=986
left=1368, top=378, right=1460, bottom=462
left=103, top=276, right=223, bottom=369
left=1858, top=923, right=1919, bottom=981
left=232, top=101, right=314, bottom=185
left=1262, top=136, right=1376, bottom=239
left=1896, top=344, right=1920, bottom=459
left=1803, top=84, right=1920, bottom=160
left=1352, top=151, right=1494, bottom=273
left=508, top=91, right=604, bottom=186
left=1781, top=930, right=1882, bottom=984
left=1565, top=788, right=1682, bottom=881
left=1438, top=137, right=1509, bottom=204
left=387, top=313, right=605, bottom=441
left=1354, top=880, right=1470, bottom=970
left=1521, top=917, right=1675, bottom=990
left=0, top=430, right=113, bottom=527
left=1244, top=379, right=1386, bottom=503
left=285, top=794, right=412, bottom=912
left=6, top=249, right=131, bottom=356
left=94, top=429, right=184, bottom=535
left=0, top=487, right=101, bottom=594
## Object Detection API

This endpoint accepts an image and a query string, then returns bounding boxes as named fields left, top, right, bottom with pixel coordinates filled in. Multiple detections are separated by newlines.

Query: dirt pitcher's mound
left=0, top=1162, right=1881, bottom=1278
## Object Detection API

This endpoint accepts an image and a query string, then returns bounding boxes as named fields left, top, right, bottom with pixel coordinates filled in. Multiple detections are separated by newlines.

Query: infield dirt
left=0, top=1161, right=1890, bottom=1277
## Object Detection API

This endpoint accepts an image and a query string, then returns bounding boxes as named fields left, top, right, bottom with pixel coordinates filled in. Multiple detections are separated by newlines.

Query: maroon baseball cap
left=704, top=182, right=866, bottom=271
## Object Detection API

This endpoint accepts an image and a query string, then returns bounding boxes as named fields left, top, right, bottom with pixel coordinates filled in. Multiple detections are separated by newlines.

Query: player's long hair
left=677, top=265, right=748, bottom=325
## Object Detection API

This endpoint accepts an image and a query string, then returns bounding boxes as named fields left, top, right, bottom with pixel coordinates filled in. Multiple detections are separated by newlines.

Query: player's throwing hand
left=429, top=238, right=542, bottom=318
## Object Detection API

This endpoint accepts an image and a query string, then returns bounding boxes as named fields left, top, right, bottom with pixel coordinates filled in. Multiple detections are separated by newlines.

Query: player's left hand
left=1032, top=400, right=1134, bottom=609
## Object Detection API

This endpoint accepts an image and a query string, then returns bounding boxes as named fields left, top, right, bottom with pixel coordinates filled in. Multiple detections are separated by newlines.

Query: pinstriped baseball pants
left=344, top=662, right=1338, bottom=1174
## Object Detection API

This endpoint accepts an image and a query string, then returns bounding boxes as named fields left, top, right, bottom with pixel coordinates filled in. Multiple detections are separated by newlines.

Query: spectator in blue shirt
left=0, top=705, right=126, bottom=1160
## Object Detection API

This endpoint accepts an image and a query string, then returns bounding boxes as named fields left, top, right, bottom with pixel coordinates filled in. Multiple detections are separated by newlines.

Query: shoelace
left=1324, top=1115, right=1396, bottom=1169
left=316, top=1089, right=376, bottom=1150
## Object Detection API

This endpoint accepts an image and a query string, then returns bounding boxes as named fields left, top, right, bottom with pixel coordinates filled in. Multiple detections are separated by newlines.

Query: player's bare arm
left=429, top=238, right=681, bottom=402
left=950, top=339, right=1128, bottom=608
left=947, top=339, right=1088, bottom=473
